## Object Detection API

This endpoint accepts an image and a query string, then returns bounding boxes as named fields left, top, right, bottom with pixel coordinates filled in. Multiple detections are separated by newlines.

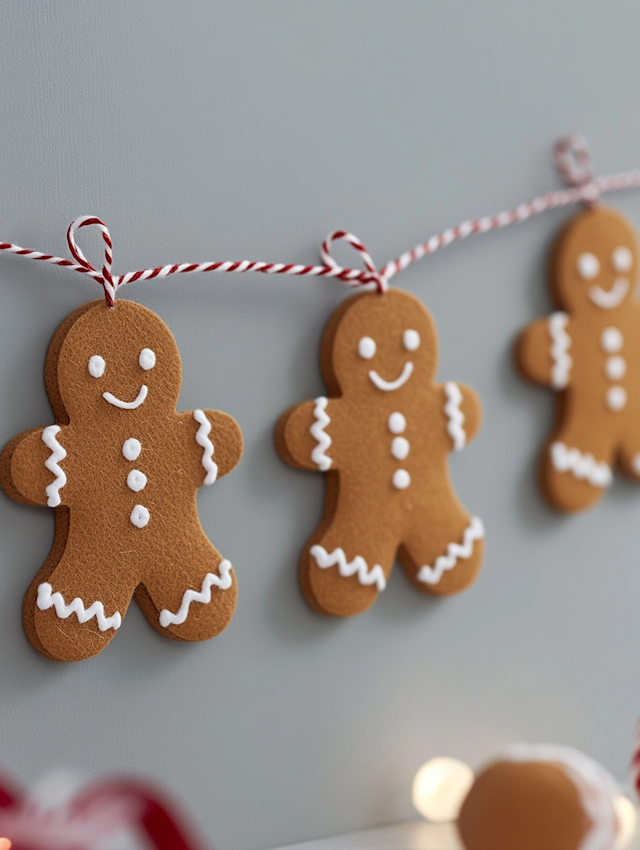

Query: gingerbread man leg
left=616, top=425, right=640, bottom=482
left=541, top=420, right=614, bottom=512
left=398, top=499, right=484, bottom=597
left=136, top=524, right=237, bottom=642
left=301, top=483, right=398, bottom=616
left=24, top=517, right=139, bottom=662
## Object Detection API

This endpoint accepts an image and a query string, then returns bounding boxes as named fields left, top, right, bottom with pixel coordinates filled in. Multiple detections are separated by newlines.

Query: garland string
left=0, top=135, right=638, bottom=307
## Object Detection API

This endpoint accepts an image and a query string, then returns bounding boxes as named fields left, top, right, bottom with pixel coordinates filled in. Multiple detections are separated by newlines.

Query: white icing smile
left=103, top=385, right=148, bottom=409
left=368, top=362, right=413, bottom=392
left=589, top=278, right=629, bottom=309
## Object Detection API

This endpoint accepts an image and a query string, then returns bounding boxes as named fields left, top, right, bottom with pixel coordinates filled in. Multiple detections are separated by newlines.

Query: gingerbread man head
left=552, top=205, right=638, bottom=315
left=320, top=288, right=438, bottom=397
left=49, top=299, right=183, bottom=422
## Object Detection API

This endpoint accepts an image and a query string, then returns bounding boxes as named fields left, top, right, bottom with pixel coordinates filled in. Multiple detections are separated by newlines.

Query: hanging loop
left=67, top=215, right=117, bottom=306
left=553, top=135, right=600, bottom=205
left=321, top=230, right=388, bottom=293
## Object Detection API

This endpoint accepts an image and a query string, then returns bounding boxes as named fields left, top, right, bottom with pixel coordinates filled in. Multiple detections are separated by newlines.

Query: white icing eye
left=577, top=252, right=600, bottom=280
left=403, top=329, right=420, bottom=352
left=88, top=355, right=106, bottom=378
left=139, top=348, right=156, bottom=370
left=613, top=246, right=633, bottom=272
left=358, top=337, right=376, bottom=359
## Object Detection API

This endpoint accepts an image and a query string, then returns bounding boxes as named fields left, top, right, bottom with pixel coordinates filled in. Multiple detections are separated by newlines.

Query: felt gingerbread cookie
left=517, top=204, right=640, bottom=512
left=276, top=288, right=484, bottom=617
left=0, top=299, right=243, bottom=661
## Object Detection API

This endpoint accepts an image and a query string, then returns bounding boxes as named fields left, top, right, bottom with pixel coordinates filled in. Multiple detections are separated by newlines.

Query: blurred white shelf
left=270, top=816, right=640, bottom=850
left=271, top=821, right=461, bottom=850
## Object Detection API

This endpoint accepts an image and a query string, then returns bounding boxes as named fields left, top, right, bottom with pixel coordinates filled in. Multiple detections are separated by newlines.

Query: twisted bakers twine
left=0, top=135, right=639, bottom=307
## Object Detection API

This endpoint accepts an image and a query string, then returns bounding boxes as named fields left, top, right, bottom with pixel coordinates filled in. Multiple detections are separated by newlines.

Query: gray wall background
left=0, top=2, right=639, bottom=848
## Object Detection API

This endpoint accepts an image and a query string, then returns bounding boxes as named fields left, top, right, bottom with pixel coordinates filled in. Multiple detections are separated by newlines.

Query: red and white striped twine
left=631, top=721, right=640, bottom=801
left=1, top=135, right=639, bottom=307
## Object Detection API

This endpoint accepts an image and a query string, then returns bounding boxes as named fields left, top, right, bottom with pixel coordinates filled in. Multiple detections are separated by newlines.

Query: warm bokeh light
left=412, top=756, right=474, bottom=823
left=614, top=794, right=637, bottom=849
left=0, top=838, right=12, bottom=850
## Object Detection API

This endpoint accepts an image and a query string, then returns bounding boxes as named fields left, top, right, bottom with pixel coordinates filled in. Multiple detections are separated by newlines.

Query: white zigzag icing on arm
left=310, top=545, right=386, bottom=591
left=37, top=582, right=122, bottom=631
left=193, top=409, right=218, bottom=485
left=549, top=312, right=572, bottom=389
left=310, top=397, right=332, bottom=470
left=550, top=442, right=612, bottom=488
left=444, top=382, right=466, bottom=451
left=159, top=560, right=233, bottom=627
left=417, top=516, right=484, bottom=585
left=42, top=425, right=67, bottom=507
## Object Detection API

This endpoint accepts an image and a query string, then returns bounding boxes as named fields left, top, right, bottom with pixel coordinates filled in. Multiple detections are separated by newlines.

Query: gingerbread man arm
left=0, top=425, right=69, bottom=507
left=276, top=397, right=343, bottom=471
left=517, top=314, right=572, bottom=389
left=441, top=382, right=482, bottom=450
left=180, top=410, right=243, bottom=482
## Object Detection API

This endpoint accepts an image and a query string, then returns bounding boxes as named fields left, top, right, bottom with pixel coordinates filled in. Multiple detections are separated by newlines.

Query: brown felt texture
left=275, top=289, right=484, bottom=617
left=0, top=299, right=243, bottom=662
left=517, top=205, right=640, bottom=512
left=457, top=760, right=592, bottom=850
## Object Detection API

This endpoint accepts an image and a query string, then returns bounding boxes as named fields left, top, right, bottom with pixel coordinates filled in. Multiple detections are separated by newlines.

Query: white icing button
left=358, top=336, right=376, bottom=359
left=388, top=412, right=406, bottom=434
left=403, top=329, right=420, bottom=351
left=139, top=348, right=156, bottom=370
left=122, top=438, right=142, bottom=461
left=392, top=469, right=411, bottom=490
left=130, top=504, right=150, bottom=528
left=577, top=251, right=600, bottom=280
left=127, top=469, right=147, bottom=493
left=391, top=436, right=410, bottom=460
left=601, top=327, right=623, bottom=353
left=613, top=245, right=633, bottom=272
left=606, top=385, right=627, bottom=411
left=88, top=355, right=106, bottom=378
left=605, top=355, right=626, bottom=381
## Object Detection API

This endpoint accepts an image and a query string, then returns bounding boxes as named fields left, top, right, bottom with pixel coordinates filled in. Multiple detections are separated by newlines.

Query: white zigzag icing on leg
left=444, top=382, right=466, bottom=451
left=42, top=425, right=67, bottom=507
left=159, top=560, right=233, bottom=628
left=549, top=312, right=572, bottom=389
left=310, top=397, right=332, bottom=470
left=193, top=409, right=218, bottom=485
left=310, top=545, right=386, bottom=591
left=37, top=582, right=122, bottom=632
left=417, top=516, right=484, bottom=585
left=550, top=441, right=612, bottom=488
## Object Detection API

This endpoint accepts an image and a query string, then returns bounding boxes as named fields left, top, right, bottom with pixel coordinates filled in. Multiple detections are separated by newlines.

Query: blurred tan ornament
left=457, top=745, right=620, bottom=850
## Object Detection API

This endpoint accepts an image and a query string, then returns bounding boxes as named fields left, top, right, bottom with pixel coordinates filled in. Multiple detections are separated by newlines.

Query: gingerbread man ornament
left=0, top=299, right=243, bottom=661
left=517, top=205, right=640, bottom=511
left=276, top=288, right=484, bottom=617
